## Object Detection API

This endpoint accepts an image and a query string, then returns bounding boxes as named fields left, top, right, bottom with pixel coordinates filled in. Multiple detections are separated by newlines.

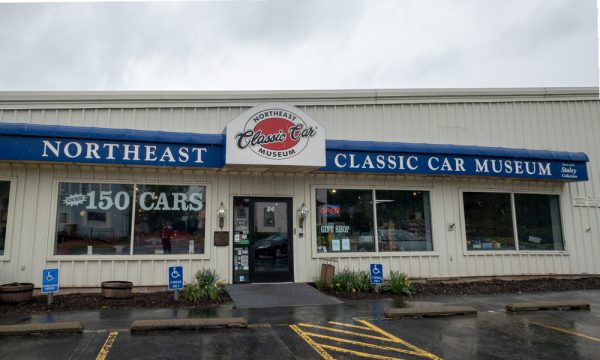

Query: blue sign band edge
left=0, top=122, right=589, bottom=181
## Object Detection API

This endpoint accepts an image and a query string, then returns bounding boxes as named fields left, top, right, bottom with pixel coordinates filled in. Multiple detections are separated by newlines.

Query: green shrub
left=332, top=268, right=374, bottom=293
left=386, top=271, right=413, bottom=296
left=184, top=268, right=225, bottom=302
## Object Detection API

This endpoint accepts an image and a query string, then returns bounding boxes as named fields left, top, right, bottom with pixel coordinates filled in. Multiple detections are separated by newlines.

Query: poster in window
left=332, top=239, right=341, bottom=252
left=342, top=238, right=350, bottom=251
left=264, top=207, right=275, bottom=227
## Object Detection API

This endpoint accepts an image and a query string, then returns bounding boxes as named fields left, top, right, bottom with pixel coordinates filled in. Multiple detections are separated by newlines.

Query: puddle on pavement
left=392, top=299, right=449, bottom=308
left=188, top=308, right=219, bottom=317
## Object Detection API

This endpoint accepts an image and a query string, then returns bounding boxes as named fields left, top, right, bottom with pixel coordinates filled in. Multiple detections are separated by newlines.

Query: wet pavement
left=1, top=289, right=599, bottom=359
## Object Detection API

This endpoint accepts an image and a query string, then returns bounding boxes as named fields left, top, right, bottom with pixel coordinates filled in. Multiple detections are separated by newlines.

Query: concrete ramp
left=226, top=283, right=339, bottom=308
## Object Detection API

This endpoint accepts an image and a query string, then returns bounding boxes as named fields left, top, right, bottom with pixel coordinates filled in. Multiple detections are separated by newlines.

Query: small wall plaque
left=214, top=231, right=229, bottom=246
left=573, top=196, right=600, bottom=207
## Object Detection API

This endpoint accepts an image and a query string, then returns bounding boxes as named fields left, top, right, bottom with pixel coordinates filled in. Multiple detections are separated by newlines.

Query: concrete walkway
left=226, top=283, right=340, bottom=308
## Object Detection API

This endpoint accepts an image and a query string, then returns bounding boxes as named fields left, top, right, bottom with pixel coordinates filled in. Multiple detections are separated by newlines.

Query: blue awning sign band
left=0, top=123, right=225, bottom=168
left=0, top=123, right=589, bottom=181
left=324, top=151, right=587, bottom=181
left=325, top=140, right=589, bottom=162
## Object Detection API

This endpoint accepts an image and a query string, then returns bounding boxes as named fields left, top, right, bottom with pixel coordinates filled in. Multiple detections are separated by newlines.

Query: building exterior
left=0, top=88, right=598, bottom=288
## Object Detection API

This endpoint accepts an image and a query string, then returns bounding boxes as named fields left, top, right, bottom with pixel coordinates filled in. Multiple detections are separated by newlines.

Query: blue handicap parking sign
left=42, top=268, right=59, bottom=294
left=370, top=264, right=383, bottom=285
left=168, top=266, right=184, bottom=290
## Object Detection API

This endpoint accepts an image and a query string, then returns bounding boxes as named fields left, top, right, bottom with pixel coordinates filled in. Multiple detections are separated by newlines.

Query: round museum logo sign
left=234, top=108, right=318, bottom=160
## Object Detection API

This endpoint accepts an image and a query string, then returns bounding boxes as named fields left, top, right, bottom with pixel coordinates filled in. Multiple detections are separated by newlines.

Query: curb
left=385, top=305, right=477, bottom=319
left=0, top=322, right=83, bottom=336
left=130, top=317, right=248, bottom=332
left=506, top=301, right=590, bottom=312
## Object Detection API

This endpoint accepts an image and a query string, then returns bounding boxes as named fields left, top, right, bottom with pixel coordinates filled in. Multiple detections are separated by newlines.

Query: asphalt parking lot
left=1, top=290, right=599, bottom=359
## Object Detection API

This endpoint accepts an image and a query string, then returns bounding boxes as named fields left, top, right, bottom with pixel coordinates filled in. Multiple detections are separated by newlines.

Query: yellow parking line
left=297, top=323, right=393, bottom=342
left=328, top=321, right=373, bottom=331
left=530, top=321, right=600, bottom=342
left=294, top=321, right=442, bottom=360
left=359, top=320, right=441, bottom=360
left=303, top=331, right=426, bottom=356
left=290, top=325, right=335, bottom=360
left=319, top=343, right=405, bottom=360
left=96, top=331, right=119, bottom=360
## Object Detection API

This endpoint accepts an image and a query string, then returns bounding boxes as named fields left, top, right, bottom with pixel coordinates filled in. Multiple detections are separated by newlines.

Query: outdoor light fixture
left=297, top=202, right=309, bottom=230
left=217, top=201, right=227, bottom=230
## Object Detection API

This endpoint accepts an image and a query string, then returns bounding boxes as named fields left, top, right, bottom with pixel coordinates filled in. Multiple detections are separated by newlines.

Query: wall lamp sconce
left=297, top=202, right=309, bottom=235
left=217, top=201, right=227, bottom=230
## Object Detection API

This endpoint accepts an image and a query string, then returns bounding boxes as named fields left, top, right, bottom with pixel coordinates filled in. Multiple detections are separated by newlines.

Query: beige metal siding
left=0, top=94, right=599, bottom=286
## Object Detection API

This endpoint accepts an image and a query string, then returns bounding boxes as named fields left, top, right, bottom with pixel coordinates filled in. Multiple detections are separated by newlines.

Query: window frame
left=311, top=185, right=439, bottom=259
left=0, top=177, right=17, bottom=261
left=459, top=188, right=568, bottom=256
left=48, top=179, right=212, bottom=261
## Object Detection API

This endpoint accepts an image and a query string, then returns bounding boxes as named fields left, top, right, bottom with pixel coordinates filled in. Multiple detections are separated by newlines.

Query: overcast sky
left=0, top=0, right=597, bottom=90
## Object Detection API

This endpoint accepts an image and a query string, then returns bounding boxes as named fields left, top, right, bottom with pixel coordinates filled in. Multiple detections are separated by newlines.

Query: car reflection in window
left=254, top=233, right=288, bottom=259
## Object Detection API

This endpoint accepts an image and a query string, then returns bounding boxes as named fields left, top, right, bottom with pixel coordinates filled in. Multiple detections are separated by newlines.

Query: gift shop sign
left=225, top=103, right=326, bottom=166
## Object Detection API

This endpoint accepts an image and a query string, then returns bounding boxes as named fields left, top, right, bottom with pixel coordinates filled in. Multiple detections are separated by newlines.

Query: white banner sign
left=225, top=102, right=326, bottom=167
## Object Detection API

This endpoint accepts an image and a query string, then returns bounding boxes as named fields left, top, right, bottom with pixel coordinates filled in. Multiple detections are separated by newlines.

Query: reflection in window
left=463, top=192, right=515, bottom=250
left=133, top=185, right=206, bottom=255
left=315, top=189, right=374, bottom=253
left=55, top=182, right=133, bottom=255
left=515, top=194, right=563, bottom=250
left=376, top=190, right=432, bottom=251
left=0, top=181, right=10, bottom=256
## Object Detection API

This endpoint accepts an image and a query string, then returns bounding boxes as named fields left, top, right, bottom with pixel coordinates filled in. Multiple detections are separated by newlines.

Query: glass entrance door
left=232, top=197, right=293, bottom=283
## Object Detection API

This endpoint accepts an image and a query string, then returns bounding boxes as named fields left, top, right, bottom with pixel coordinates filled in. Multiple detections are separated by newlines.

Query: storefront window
left=55, top=182, right=133, bottom=255
left=0, top=181, right=10, bottom=256
left=376, top=190, right=432, bottom=252
left=463, top=192, right=515, bottom=250
left=133, top=184, right=206, bottom=255
left=515, top=194, right=564, bottom=250
left=316, top=189, right=375, bottom=253
left=54, top=182, right=207, bottom=256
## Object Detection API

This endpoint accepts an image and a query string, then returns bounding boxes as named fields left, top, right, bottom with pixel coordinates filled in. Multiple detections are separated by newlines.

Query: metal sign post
left=168, top=266, right=184, bottom=301
left=370, top=264, right=383, bottom=293
left=41, top=268, right=59, bottom=305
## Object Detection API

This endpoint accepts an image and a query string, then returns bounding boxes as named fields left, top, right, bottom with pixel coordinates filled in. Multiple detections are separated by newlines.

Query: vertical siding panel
left=20, top=166, right=41, bottom=283
left=577, top=102, right=600, bottom=274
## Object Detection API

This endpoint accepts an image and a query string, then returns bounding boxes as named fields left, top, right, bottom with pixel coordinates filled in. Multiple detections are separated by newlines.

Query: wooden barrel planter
left=0, top=282, right=34, bottom=303
left=101, top=281, right=133, bottom=299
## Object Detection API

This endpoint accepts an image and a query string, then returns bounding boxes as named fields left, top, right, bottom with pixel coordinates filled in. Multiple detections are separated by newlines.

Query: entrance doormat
left=226, top=283, right=340, bottom=308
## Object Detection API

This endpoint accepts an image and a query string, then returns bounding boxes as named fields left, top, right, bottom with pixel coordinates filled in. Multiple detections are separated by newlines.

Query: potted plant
left=0, top=282, right=34, bottom=303
left=101, top=281, right=133, bottom=298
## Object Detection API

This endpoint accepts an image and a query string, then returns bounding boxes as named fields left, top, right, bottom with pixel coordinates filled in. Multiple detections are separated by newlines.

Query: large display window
left=462, top=191, right=564, bottom=252
left=316, top=189, right=375, bottom=253
left=133, top=184, right=205, bottom=255
left=315, top=188, right=433, bottom=254
left=376, top=190, right=432, bottom=252
left=55, top=182, right=133, bottom=255
left=54, top=182, right=206, bottom=256
left=463, top=192, right=515, bottom=251
left=515, top=194, right=563, bottom=251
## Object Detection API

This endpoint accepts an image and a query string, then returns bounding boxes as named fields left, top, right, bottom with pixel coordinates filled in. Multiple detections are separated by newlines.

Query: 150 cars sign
left=226, top=103, right=326, bottom=167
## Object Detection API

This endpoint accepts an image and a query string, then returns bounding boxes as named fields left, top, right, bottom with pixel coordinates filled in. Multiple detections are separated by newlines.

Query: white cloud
left=0, top=0, right=596, bottom=90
